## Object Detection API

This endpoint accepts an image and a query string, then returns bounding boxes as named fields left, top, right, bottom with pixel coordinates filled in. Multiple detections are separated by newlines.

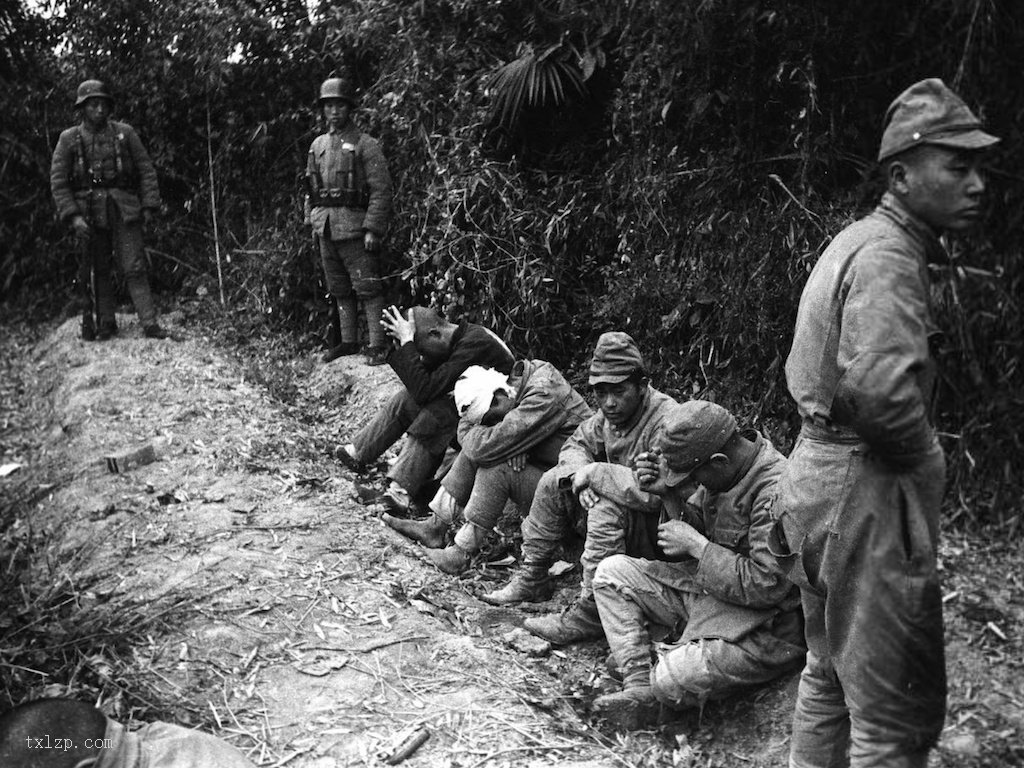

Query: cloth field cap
left=454, top=366, right=513, bottom=424
left=589, top=331, right=644, bottom=385
left=656, top=400, right=738, bottom=487
left=878, top=78, right=1000, bottom=162
left=75, top=79, right=113, bottom=108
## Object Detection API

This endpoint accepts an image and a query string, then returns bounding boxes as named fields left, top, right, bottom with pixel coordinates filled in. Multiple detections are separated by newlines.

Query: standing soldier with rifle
left=304, top=77, right=394, bottom=365
left=50, top=79, right=168, bottom=341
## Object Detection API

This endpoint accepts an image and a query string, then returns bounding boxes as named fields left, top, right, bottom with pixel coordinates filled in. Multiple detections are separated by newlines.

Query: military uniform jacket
left=457, top=359, right=594, bottom=470
left=785, top=192, right=943, bottom=464
left=553, top=386, right=675, bottom=507
left=96, top=717, right=254, bottom=768
left=305, top=125, right=392, bottom=241
left=50, top=120, right=160, bottom=228
left=588, top=432, right=800, bottom=643
left=389, top=322, right=514, bottom=407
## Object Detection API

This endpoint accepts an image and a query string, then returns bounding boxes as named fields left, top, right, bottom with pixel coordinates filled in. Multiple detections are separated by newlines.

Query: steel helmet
left=318, top=78, right=356, bottom=106
left=75, top=79, right=113, bottom=108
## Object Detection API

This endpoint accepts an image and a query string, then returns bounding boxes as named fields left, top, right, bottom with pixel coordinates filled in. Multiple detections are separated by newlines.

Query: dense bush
left=2, top=0, right=1021, bottom=529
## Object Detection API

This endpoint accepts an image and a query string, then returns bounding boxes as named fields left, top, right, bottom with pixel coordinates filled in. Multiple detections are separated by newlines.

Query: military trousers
left=350, top=390, right=459, bottom=497
left=770, top=423, right=946, bottom=768
left=317, top=233, right=385, bottom=347
left=88, top=201, right=158, bottom=327
left=518, top=469, right=662, bottom=590
left=435, top=452, right=545, bottom=552
left=593, top=555, right=806, bottom=705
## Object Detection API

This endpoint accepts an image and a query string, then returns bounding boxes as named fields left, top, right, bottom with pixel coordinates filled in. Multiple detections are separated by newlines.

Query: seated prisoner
left=382, top=361, right=592, bottom=573
left=482, top=333, right=677, bottom=640
left=589, top=400, right=805, bottom=729
left=0, top=697, right=255, bottom=767
left=334, top=305, right=514, bottom=512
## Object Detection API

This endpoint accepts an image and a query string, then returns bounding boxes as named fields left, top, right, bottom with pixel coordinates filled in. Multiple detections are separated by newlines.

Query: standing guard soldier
left=772, top=79, right=999, bottom=767
left=305, top=77, right=394, bottom=365
left=50, top=79, right=168, bottom=340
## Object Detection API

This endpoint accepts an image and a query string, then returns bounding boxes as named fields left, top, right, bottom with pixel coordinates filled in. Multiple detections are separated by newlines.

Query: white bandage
left=454, top=366, right=513, bottom=424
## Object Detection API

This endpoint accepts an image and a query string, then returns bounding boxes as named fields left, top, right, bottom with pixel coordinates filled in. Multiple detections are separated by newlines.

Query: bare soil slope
left=1, top=310, right=1020, bottom=767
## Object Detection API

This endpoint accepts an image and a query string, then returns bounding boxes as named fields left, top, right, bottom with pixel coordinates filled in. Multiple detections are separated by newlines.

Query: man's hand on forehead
left=381, top=305, right=415, bottom=345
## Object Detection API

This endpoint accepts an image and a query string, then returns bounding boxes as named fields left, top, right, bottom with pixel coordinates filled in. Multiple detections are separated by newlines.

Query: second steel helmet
left=75, top=79, right=113, bottom=108
left=318, top=78, right=356, bottom=106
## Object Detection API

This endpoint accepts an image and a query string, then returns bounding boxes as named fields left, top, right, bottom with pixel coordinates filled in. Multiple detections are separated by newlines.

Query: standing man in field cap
left=304, top=77, right=393, bottom=365
left=50, top=79, right=168, bottom=340
left=771, top=78, right=999, bottom=767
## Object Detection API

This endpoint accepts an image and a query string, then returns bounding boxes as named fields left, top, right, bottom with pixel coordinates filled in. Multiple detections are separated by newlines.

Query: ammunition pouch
left=312, top=188, right=370, bottom=209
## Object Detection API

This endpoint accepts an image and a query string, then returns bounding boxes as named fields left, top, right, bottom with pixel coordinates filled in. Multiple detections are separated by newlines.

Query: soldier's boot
left=480, top=562, right=554, bottom=606
left=593, top=685, right=666, bottom=731
left=523, top=595, right=603, bottom=646
left=322, top=341, right=360, bottom=363
left=423, top=544, right=471, bottom=575
left=382, top=512, right=448, bottom=549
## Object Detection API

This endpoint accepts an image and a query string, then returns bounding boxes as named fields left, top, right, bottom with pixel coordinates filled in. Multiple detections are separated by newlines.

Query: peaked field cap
left=878, top=78, right=1000, bottom=162
left=656, top=400, right=737, bottom=487
left=589, top=331, right=644, bottom=385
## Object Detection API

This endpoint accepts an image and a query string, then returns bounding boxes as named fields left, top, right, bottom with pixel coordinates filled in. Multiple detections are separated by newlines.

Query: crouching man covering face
left=383, top=360, right=593, bottom=573
left=590, top=400, right=805, bottom=730
left=0, top=697, right=255, bottom=768
left=334, top=306, right=514, bottom=512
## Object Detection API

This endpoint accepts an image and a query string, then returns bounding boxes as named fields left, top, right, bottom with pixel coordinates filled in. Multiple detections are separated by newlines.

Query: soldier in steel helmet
left=50, top=79, right=168, bottom=340
left=772, top=79, right=1000, bottom=766
left=304, top=77, right=394, bottom=365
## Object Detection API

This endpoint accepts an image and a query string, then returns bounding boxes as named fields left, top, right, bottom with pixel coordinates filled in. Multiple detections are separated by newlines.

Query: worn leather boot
left=322, top=341, right=360, bottom=362
left=523, top=595, right=603, bottom=645
left=480, top=563, right=554, bottom=606
left=593, top=685, right=666, bottom=730
left=423, top=544, right=471, bottom=575
left=382, top=512, right=447, bottom=548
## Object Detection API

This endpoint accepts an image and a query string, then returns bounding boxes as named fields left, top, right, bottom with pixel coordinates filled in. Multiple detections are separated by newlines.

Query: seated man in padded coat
left=383, top=361, right=592, bottom=573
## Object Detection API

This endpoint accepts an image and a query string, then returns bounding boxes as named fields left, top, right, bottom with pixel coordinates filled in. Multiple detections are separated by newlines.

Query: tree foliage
left=2, top=0, right=1022, bottom=530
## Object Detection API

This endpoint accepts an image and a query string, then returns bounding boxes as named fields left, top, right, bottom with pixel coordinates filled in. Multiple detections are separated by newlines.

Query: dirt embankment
left=2, top=310, right=1021, bottom=767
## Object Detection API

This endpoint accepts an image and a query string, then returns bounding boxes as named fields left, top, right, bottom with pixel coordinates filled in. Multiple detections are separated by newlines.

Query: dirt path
left=2, top=309, right=1021, bottom=767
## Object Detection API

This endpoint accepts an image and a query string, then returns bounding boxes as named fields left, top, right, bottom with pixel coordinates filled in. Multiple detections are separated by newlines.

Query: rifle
left=73, top=232, right=97, bottom=341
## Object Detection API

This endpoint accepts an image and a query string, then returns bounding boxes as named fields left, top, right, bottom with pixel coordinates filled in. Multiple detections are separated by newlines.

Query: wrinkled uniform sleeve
left=389, top=327, right=513, bottom=406
left=694, top=461, right=793, bottom=608
left=457, top=367, right=574, bottom=467
left=552, top=415, right=607, bottom=481
left=359, top=135, right=392, bottom=235
left=586, top=462, right=663, bottom=512
left=833, top=242, right=933, bottom=462
left=50, top=129, right=80, bottom=223
left=123, top=124, right=160, bottom=209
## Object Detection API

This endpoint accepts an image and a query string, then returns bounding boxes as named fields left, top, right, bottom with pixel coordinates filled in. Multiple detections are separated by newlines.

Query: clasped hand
left=657, top=519, right=708, bottom=559
left=571, top=462, right=601, bottom=510
left=634, top=450, right=669, bottom=496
